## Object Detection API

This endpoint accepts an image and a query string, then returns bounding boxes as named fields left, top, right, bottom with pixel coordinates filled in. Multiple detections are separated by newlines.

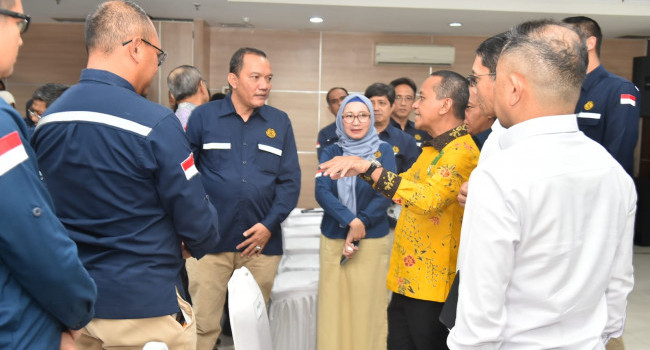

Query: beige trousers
left=606, top=337, right=625, bottom=350
left=76, top=290, right=195, bottom=350
left=185, top=252, right=281, bottom=350
left=317, top=235, right=390, bottom=350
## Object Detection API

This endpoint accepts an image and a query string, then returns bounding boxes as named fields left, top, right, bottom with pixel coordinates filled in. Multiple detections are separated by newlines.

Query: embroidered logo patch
left=374, top=150, right=382, bottom=158
left=393, top=145, right=400, bottom=154
left=584, top=101, right=594, bottom=111
left=414, top=134, right=422, bottom=141
left=266, top=128, right=276, bottom=138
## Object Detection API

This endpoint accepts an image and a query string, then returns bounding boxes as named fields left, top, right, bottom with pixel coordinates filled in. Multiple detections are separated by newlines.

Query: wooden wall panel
left=149, top=21, right=194, bottom=107
left=266, top=91, right=320, bottom=152
left=601, top=39, right=647, bottom=81
left=8, top=23, right=86, bottom=113
left=298, top=153, right=319, bottom=209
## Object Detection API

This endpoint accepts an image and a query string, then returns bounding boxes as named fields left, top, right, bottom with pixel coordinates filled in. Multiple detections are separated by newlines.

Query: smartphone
left=339, top=240, right=360, bottom=266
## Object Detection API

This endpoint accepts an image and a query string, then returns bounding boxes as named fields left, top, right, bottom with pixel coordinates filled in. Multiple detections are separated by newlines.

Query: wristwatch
left=364, top=159, right=382, bottom=177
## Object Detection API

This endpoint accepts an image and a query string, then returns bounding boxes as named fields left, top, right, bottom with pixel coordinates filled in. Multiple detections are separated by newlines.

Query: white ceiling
left=21, top=0, right=650, bottom=39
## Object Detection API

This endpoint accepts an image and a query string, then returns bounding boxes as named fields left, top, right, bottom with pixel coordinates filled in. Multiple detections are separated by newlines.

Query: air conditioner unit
left=375, top=44, right=455, bottom=65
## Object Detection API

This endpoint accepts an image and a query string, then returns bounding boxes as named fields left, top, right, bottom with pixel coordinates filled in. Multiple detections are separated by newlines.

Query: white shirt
left=448, top=114, right=636, bottom=350
left=477, top=118, right=505, bottom=163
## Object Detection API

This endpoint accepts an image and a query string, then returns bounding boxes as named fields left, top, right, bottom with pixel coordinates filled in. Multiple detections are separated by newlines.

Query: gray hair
left=85, top=0, right=155, bottom=54
left=167, top=65, right=204, bottom=101
left=502, top=20, right=587, bottom=105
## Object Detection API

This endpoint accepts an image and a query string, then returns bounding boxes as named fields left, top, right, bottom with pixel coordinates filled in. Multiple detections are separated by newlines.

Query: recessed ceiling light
left=449, top=22, right=462, bottom=27
left=310, top=16, right=324, bottom=24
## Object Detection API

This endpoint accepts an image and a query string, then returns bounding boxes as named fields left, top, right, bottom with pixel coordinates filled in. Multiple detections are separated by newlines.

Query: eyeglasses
left=122, top=38, right=168, bottom=66
left=342, top=112, right=370, bottom=124
left=28, top=109, right=42, bottom=120
left=0, top=8, right=31, bottom=34
left=395, top=95, right=414, bottom=102
left=467, top=73, right=496, bottom=87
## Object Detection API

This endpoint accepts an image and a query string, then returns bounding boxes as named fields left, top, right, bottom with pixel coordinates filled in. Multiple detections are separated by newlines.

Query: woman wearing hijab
left=315, top=94, right=396, bottom=350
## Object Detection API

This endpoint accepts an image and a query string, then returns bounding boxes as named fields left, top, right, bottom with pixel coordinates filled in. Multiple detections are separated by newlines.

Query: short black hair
left=210, top=92, right=226, bottom=101
left=475, top=32, right=509, bottom=75
left=563, top=16, right=602, bottom=57
left=430, top=70, right=469, bottom=120
left=325, top=87, right=348, bottom=105
left=364, top=83, right=395, bottom=105
left=32, top=83, right=69, bottom=107
left=229, top=47, right=267, bottom=75
left=389, top=77, right=417, bottom=95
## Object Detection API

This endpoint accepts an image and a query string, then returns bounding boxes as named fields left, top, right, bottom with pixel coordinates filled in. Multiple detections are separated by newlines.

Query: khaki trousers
left=76, top=290, right=195, bottom=350
left=186, top=252, right=281, bottom=350
left=606, top=337, right=625, bottom=350
left=317, top=235, right=390, bottom=350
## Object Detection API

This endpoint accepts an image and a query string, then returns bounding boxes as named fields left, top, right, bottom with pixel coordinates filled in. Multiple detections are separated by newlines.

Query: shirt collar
left=582, top=65, right=606, bottom=92
left=499, top=114, right=579, bottom=150
left=216, top=93, right=267, bottom=121
left=80, top=68, right=136, bottom=93
left=422, top=124, right=468, bottom=151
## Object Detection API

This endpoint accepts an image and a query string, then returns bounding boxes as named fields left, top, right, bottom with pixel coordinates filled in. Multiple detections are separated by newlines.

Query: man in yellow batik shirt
left=320, top=70, right=479, bottom=350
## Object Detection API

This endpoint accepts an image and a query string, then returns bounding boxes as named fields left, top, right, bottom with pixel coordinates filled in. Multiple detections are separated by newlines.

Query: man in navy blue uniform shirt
left=0, top=0, right=97, bottom=349
left=317, top=86, right=348, bottom=159
left=390, top=77, right=432, bottom=147
left=185, top=47, right=301, bottom=350
left=564, top=16, right=641, bottom=177
left=32, top=1, right=220, bottom=349
left=364, top=83, right=420, bottom=174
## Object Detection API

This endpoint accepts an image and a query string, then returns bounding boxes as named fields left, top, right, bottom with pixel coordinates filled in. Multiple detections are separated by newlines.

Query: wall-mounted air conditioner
left=375, top=44, right=455, bottom=65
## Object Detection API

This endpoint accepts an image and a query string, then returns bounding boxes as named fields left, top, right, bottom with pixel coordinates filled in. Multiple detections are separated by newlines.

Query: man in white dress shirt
left=448, top=20, right=636, bottom=350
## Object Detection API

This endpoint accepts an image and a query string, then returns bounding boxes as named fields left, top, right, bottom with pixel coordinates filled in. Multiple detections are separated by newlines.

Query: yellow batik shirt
left=373, top=124, right=479, bottom=302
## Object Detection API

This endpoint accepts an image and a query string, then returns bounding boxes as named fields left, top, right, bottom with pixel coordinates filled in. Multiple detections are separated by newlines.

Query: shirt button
left=32, top=207, right=42, bottom=217
left=243, top=142, right=247, bottom=146
left=242, top=179, right=247, bottom=183
left=242, top=161, right=247, bottom=165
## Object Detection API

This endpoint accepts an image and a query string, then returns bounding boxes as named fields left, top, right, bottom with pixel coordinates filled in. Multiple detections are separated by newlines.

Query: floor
left=217, top=246, right=650, bottom=350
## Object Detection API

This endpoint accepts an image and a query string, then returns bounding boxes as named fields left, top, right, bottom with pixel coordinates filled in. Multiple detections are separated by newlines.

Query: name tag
left=203, top=142, right=231, bottom=150
left=258, top=144, right=282, bottom=156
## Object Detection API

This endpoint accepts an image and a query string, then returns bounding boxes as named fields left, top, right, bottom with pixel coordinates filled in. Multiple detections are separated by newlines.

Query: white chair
left=228, top=266, right=273, bottom=350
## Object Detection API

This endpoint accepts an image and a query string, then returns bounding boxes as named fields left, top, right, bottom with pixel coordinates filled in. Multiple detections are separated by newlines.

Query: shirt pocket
left=256, top=140, right=283, bottom=174
left=202, top=138, right=231, bottom=173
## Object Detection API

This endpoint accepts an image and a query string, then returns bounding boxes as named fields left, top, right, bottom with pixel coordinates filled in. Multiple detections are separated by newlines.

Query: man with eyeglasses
left=390, top=77, right=432, bottom=147
left=457, top=32, right=509, bottom=208
left=0, top=0, right=97, bottom=349
left=32, top=1, right=221, bottom=349
left=320, top=70, right=479, bottom=350
left=28, top=82, right=68, bottom=123
left=317, top=86, right=349, bottom=159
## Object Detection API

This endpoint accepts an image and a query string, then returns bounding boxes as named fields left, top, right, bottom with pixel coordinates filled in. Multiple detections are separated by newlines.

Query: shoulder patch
left=0, top=131, right=29, bottom=176
left=374, top=150, right=382, bottom=158
left=393, top=145, right=400, bottom=154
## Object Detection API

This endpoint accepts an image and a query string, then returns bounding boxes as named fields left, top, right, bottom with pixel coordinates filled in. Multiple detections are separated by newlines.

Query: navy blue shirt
left=471, top=128, right=492, bottom=150
left=32, top=69, right=220, bottom=319
left=316, top=122, right=338, bottom=159
left=186, top=94, right=301, bottom=255
left=575, top=65, right=640, bottom=176
left=378, top=125, right=420, bottom=174
left=0, top=99, right=96, bottom=348
left=390, top=118, right=432, bottom=147
left=316, top=142, right=396, bottom=239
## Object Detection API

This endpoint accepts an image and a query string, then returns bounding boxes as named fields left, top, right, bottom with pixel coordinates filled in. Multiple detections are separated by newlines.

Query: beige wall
left=4, top=23, right=647, bottom=207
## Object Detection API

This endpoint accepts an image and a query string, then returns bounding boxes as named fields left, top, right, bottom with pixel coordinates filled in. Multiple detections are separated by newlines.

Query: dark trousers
left=387, top=293, right=450, bottom=350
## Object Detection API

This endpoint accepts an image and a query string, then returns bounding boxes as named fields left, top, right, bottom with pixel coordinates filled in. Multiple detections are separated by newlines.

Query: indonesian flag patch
left=0, top=131, right=28, bottom=177
left=181, top=153, right=198, bottom=180
left=315, top=169, right=323, bottom=178
left=620, top=94, right=636, bottom=106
